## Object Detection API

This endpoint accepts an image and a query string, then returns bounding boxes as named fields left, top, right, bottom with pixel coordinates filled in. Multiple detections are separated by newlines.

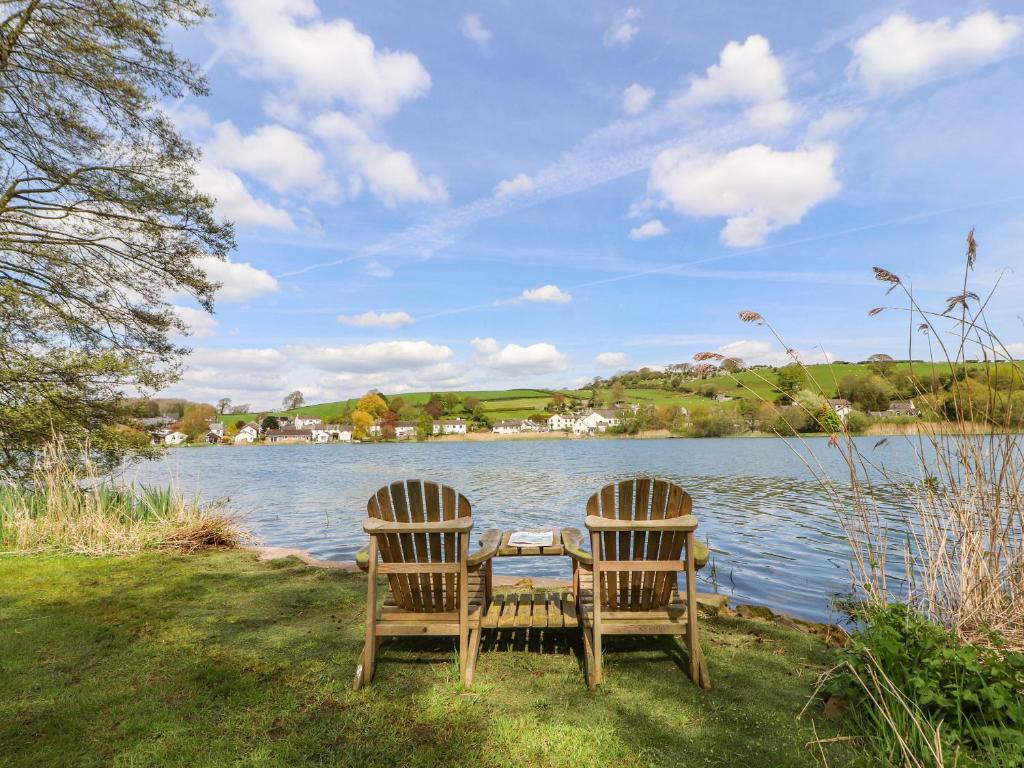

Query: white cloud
left=715, top=340, right=832, bottom=367
left=222, top=0, right=432, bottom=118
left=629, top=219, right=668, bottom=239
left=1005, top=343, right=1024, bottom=360
left=286, top=340, right=453, bottom=372
left=621, top=83, right=654, bottom=115
left=193, top=163, right=295, bottom=230
left=198, top=257, right=280, bottom=303
left=310, top=111, right=447, bottom=205
left=337, top=310, right=413, bottom=328
left=804, top=108, right=865, bottom=144
left=315, top=362, right=469, bottom=397
left=648, top=143, right=841, bottom=246
left=520, top=284, right=572, bottom=304
left=204, top=121, right=337, bottom=198
left=365, top=260, right=394, bottom=278
left=459, top=13, right=491, bottom=51
left=471, top=337, right=570, bottom=374
left=494, top=173, right=535, bottom=198
left=595, top=352, right=629, bottom=368
left=167, top=103, right=211, bottom=134
left=174, top=347, right=290, bottom=402
left=680, top=34, right=798, bottom=131
left=850, top=12, right=1021, bottom=95
left=604, top=7, right=641, bottom=48
left=173, top=305, right=217, bottom=338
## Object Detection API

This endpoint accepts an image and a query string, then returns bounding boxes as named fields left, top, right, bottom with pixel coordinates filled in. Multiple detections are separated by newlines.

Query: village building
left=575, top=408, right=621, bottom=434
left=547, top=413, right=576, bottom=432
left=492, top=419, right=521, bottom=435
left=264, top=427, right=314, bottom=443
left=827, top=398, right=853, bottom=421
left=433, top=418, right=468, bottom=435
left=870, top=400, right=920, bottom=419
left=163, top=431, right=187, bottom=446
left=394, top=421, right=418, bottom=440
left=234, top=422, right=260, bottom=443
left=312, top=425, right=353, bottom=442
left=519, top=418, right=544, bottom=432
left=294, top=416, right=322, bottom=429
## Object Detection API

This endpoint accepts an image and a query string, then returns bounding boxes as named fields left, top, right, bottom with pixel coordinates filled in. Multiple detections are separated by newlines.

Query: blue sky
left=162, top=1, right=1024, bottom=409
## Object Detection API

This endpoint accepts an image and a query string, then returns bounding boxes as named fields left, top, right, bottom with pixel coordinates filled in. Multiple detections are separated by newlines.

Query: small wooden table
left=482, top=528, right=579, bottom=630
left=496, top=527, right=564, bottom=557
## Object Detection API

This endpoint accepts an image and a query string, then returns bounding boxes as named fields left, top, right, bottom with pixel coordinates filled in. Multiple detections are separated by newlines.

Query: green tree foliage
left=181, top=404, right=215, bottom=441
left=840, top=373, right=893, bottom=412
left=463, top=396, right=480, bottom=413
left=844, top=410, right=870, bottom=433
left=815, top=404, right=843, bottom=433
left=416, top=411, right=434, bottom=439
left=260, top=416, right=279, bottom=432
left=688, top=408, right=737, bottom=437
left=0, top=1, right=232, bottom=478
left=776, top=364, right=805, bottom=397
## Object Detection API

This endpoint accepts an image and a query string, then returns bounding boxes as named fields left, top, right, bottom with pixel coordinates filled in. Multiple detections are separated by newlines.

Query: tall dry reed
left=718, top=231, right=1023, bottom=649
left=0, top=441, right=247, bottom=555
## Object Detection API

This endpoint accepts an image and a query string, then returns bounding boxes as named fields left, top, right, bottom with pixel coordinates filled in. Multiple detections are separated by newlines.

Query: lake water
left=132, top=437, right=918, bottom=623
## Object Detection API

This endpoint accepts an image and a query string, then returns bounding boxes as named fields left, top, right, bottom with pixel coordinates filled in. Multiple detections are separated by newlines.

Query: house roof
left=395, top=420, right=418, bottom=427
left=265, top=427, right=313, bottom=437
left=495, top=419, right=520, bottom=427
left=827, top=398, right=851, bottom=407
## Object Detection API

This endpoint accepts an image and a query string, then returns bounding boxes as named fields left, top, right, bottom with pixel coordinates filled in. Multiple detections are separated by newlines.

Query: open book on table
left=507, top=530, right=554, bottom=547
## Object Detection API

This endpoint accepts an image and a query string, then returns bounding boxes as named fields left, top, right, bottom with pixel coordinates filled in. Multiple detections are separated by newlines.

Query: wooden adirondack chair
left=353, top=480, right=500, bottom=690
left=566, top=478, right=711, bottom=690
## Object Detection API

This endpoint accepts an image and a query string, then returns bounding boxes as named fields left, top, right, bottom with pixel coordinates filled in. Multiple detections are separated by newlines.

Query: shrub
left=827, top=604, right=1024, bottom=765
left=688, top=408, right=737, bottom=437
left=844, top=410, right=870, bottom=433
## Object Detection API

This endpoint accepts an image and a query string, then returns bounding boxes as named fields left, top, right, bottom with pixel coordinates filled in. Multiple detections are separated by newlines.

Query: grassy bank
left=0, top=551, right=860, bottom=767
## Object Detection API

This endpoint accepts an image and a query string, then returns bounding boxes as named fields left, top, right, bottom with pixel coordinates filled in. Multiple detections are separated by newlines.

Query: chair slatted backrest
left=367, top=480, right=471, bottom=613
left=586, top=478, right=692, bottom=611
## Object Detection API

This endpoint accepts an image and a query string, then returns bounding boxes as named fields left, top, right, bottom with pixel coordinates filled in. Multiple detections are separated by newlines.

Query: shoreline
left=181, top=422, right=1011, bottom=448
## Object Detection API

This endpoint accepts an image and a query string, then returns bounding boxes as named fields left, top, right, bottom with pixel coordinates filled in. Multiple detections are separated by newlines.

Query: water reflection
left=131, top=437, right=919, bottom=622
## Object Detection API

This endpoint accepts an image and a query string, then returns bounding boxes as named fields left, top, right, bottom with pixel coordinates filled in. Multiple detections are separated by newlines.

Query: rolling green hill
left=216, top=361, right=967, bottom=427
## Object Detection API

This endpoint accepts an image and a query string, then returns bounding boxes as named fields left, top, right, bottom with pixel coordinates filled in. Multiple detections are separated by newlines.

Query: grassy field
left=0, top=551, right=863, bottom=767
left=214, top=361, right=972, bottom=429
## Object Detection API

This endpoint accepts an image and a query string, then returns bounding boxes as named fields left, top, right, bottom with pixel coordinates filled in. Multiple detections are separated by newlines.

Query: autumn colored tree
left=357, top=392, right=388, bottom=418
left=351, top=409, right=374, bottom=440
left=181, top=404, right=216, bottom=441
left=424, top=397, right=444, bottom=419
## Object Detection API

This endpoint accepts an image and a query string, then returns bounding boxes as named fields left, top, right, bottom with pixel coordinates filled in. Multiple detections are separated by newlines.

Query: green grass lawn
left=0, top=551, right=863, bottom=767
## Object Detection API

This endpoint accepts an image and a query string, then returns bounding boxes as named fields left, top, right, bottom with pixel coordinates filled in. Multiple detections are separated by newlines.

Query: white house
left=164, top=431, right=187, bottom=446
left=575, top=408, right=621, bottom=434
left=394, top=420, right=418, bottom=440
left=294, top=416, right=322, bottom=429
left=547, top=413, right=576, bottom=432
left=433, top=418, right=468, bottom=435
left=519, top=419, right=543, bottom=432
left=234, top=422, right=259, bottom=444
left=264, top=427, right=313, bottom=443
left=827, top=399, right=853, bottom=421
left=368, top=422, right=382, bottom=437
left=207, top=420, right=224, bottom=436
left=492, top=419, right=521, bottom=435
left=314, top=425, right=353, bottom=442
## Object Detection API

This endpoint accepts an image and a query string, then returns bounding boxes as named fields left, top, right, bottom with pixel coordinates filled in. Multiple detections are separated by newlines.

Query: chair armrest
left=584, top=514, right=698, bottom=532
left=363, top=517, right=474, bottom=534
left=561, top=527, right=592, bottom=565
left=355, top=544, right=371, bottom=572
left=694, top=539, right=710, bottom=570
left=467, top=528, right=501, bottom=567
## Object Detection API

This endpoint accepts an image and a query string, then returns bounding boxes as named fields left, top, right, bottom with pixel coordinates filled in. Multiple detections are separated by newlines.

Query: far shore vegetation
left=131, top=355, right=1014, bottom=447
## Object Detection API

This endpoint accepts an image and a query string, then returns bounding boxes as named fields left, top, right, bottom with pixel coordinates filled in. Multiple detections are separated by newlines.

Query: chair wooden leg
left=593, top=627, right=603, bottom=686
left=580, top=623, right=597, bottom=690
left=352, top=638, right=373, bottom=691
left=464, top=627, right=482, bottom=688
